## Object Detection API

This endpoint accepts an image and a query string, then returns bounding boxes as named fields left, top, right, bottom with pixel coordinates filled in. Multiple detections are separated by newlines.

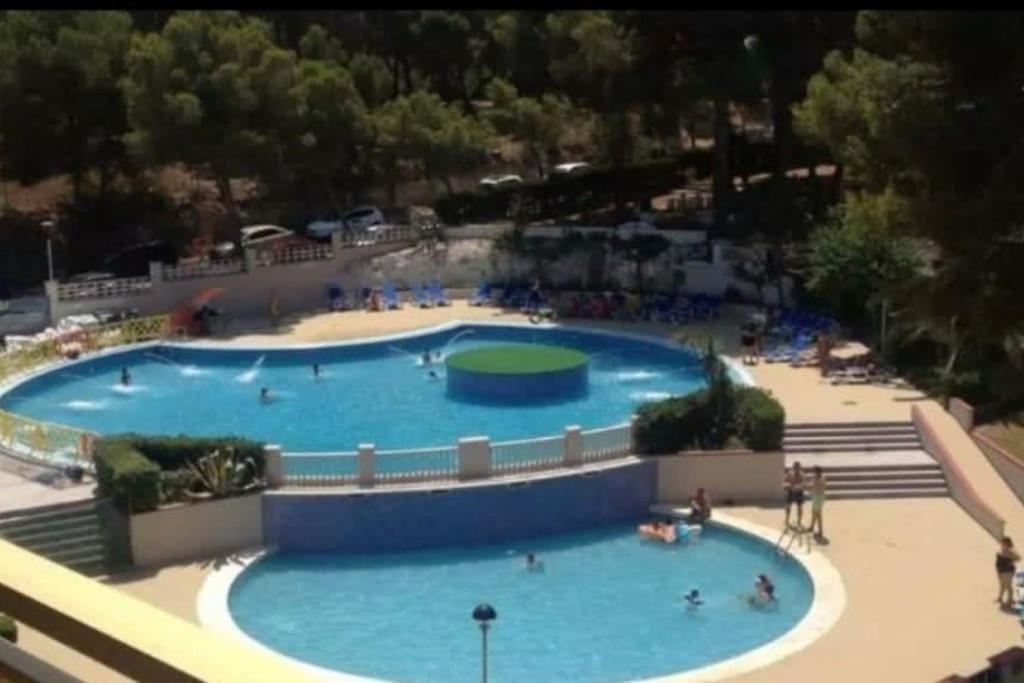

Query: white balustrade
left=580, top=423, right=633, bottom=462
left=56, top=276, right=152, bottom=302
left=163, top=259, right=246, bottom=281
left=492, top=434, right=565, bottom=475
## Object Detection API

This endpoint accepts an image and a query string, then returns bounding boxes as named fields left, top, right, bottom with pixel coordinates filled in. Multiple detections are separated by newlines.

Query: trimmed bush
left=102, top=434, right=266, bottom=477
left=634, top=392, right=710, bottom=454
left=0, top=613, right=16, bottom=643
left=734, top=387, right=786, bottom=451
left=94, top=440, right=161, bottom=513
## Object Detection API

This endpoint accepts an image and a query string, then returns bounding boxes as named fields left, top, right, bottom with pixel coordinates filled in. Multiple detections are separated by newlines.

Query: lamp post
left=471, top=603, right=496, bottom=683
left=41, top=219, right=55, bottom=281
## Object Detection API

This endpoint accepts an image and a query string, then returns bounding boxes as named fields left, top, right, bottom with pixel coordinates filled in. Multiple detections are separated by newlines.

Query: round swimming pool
left=0, top=323, right=713, bottom=454
left=223, top=522, right=815, bottom=683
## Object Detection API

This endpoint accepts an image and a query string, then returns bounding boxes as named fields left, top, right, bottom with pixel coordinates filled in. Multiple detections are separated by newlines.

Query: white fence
left=163, top=259, right=246, bottom=281
left=274, top=420, right=636, bottom=489
left=56, top=276, right=152, bottom=302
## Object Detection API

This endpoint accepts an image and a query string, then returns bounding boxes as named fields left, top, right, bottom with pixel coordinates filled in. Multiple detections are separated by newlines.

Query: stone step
left=44, top=544, right=108, bottom=567
left=827, top=487, right=949, bottom=500
left=826, top=469, right=944, bottom=481
left=784, top=435, right=921, bottom=446
left=827, top=477, right=947, bottom=491
left=786, top=441, right=923, bottom=453
left=18, top=531, right=105, bottom=556
left=0, top=513, right=99, bottom=537
left=784, top=427, right=918, bottom=439
left=0, top=519, right=100, bottom=545
left=786, top=421, right=914, bottom=431
left=0, top=501, right=101, bottom=527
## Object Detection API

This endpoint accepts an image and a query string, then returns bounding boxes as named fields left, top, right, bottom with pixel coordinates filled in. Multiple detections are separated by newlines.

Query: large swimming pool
left=0, top=323, right=709, bottom=454
left=226, top=522, right=814, bottom=683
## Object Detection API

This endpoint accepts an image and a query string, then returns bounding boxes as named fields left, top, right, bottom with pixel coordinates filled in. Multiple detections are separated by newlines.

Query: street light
left=40, top=219, right=55, bottom=281
left=471, top=603, right=497, bottom=683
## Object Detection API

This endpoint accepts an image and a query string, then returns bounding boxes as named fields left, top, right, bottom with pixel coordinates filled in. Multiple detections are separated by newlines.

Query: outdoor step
left=827, top=487, right=949, bottom=500
left=827, top=478, right=947, bottom=491
left=0, top=519, right=100, bottom=545
left=0, top=513, right=99, bottom=537
left=783, top=428, right=918, bottom=439
left=19, top=534, right=104, bottom=558
left=826, top=469, right=944, bottom=482
left=784, top=435, right=921, bottom=445
left=786, top=442, right=924, bottom=453
left=43, top=544, right=108, bottom=565
left=786, top=421, right=914, bottom=431
left=0, top=502, right=100, bottom=527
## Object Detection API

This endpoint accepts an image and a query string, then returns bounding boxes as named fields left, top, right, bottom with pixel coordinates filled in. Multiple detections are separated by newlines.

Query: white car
left=550, top=162, right=592, bottom=178
left=306, top=219, right=345, bottom=240
left=240, top=225, right=294, bottom=248
left=479, top=174, right=524, bottom=192
left=343, top=205, right=384, bottom=231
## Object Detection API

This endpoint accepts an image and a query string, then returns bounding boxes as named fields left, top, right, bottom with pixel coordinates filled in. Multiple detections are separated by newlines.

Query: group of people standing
left=784, top=461, right=827, bottom=540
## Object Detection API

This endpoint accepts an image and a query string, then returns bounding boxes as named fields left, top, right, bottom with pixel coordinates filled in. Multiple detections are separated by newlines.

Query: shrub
left=0, top=613, right=16, bottom=643
left=159, top=469, right=197, bottom=505
left=185, top=447, right=261, bottom=498
left=634, top=392, right=710, bottom=454
left=734, top=387, right=786, bottom=451
left=103, top=434, right=266, bottom=477
left=93, top=440, right=161, bottom=513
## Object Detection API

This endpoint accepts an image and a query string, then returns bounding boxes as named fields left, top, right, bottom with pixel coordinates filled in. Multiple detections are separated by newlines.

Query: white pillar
left=629, top=415, right=639, bottom=454
left=44, top=280, right=60, bottom=326
left=331, top=229, right=344, bottom=259
left=244, top=247, right=257, bottom=272
left=264, top=444, right=284, bottom=488
left=148, top=260, right=163, bottom=285
left=458, top=436, right=492, bottom=480
left=564, top=425, right=583, bottom=467
left=358, top=443, right=376, bottom=487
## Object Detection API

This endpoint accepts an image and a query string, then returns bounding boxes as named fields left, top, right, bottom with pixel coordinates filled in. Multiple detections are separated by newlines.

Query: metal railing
left=0, top=314, right=170, bottom=470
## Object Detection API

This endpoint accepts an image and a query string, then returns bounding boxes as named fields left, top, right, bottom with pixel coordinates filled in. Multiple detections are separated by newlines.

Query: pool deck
left=5, top=302, right=1023, bottom=682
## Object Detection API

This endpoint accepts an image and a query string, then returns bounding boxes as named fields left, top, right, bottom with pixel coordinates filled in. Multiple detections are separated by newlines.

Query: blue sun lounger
left=470, top=282, right=492, bottom=306
left=429, top=280, right=450, bottom=307
left=412, top=283, right=432, bottom=308
left=382, top=282, right=402, bottom=310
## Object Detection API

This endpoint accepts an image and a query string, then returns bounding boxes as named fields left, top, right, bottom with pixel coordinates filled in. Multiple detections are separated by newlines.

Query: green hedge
left=634, top=385, right=785, bottom=454
left=0, top=613, right=16, bottom=643
left=734, top=387, right=786, bottom=451
left=94, top=434, right=265, bottom=514
left=94, top=439, right=161, bottom=513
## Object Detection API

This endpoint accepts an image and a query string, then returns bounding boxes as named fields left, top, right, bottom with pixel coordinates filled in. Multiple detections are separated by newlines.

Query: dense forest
left=0, top=10, right=1022, bottom=410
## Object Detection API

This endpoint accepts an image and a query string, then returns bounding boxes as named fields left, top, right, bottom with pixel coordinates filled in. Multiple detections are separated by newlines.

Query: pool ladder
left=775, top=523, right=813, bottom=556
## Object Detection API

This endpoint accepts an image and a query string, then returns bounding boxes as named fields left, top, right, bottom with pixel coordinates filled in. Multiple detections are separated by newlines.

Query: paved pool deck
left=5, top=302, right=1023, bottom=682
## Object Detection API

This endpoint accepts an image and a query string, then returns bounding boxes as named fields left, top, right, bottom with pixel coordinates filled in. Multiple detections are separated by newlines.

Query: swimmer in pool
left=748, top=574, right=776, bottom=607
left=428, top=370, right=439, bottom=380
left=684, top=589, right=703, bottom=609
left=525, top=553, right=544, bottom=571
left=120, top=367, right=131, bottom=386
left=260, top=387, right=272, bottom=404
left=422, top=350, right=433, bottom=366
left=313, top=363, right=321, bottom=380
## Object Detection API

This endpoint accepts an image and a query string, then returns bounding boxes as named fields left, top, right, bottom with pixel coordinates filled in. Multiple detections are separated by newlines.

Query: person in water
left=749, top=574, right=776, bottom=607
left=260, top=387, right=272, bottom=404
left=120, top=367, right=131, bottom=386
left=684, top=589, right=703, bottom=609
left=525, top=553, right=544, bottom=571
left=997, top=536, right=1021, bottom=609
left=428, top=370, right=439, bottom=380
left=688, top=487, right=712, bottom=524
left=422, top=350, right=433, bottom=366
left=312, top=364, right=321, bottom=380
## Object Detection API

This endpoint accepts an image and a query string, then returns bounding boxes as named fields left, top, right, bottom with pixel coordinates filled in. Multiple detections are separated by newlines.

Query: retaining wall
left=655, top=450, right=785, bottom=505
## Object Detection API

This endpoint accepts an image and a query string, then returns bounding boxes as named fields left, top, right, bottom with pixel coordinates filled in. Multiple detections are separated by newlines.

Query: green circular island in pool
left=446, top=344, right=590, bottom=403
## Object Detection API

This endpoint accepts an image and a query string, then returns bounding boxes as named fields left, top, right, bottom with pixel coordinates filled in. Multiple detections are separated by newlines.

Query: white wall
left=129, top=494, right=263, bottom=568
left=656, top=450, right=785, bottom=505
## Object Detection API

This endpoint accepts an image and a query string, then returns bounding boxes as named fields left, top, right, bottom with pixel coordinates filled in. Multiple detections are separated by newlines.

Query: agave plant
left=185, top=447, right=259, bottom=499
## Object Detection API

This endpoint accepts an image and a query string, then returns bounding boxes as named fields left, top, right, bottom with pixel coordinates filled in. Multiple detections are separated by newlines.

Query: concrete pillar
left=629, top=415, right=639, bottom=454
left=564, top=425, right=583, bottom=467
left=148, top=261, right=163, bottom=285
left=244, top=248, right=257, bottom=272
left=458, top=436, right=492, bottom=480
left=357, top=443, right=375, bottom=487
left=264, top=444, right=284, bottom=489
left=711, top=240, right=727, bottom=266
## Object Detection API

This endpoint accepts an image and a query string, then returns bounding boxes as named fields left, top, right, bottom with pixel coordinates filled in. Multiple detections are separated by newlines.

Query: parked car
left=240, top=225, right=295, bottom=249
left=479, top=174, right=524, bottom=192
left=100, top=240, right=178, bottom=278
left=549, top=162, right=592, bottom=178
left=306, top=219, right=344, bottom=241
left=343, top=205, right=384, bottom=231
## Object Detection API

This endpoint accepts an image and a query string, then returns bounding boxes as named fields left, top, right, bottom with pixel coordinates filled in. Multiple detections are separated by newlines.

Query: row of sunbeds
left=327, top=281, right=451, bottom=311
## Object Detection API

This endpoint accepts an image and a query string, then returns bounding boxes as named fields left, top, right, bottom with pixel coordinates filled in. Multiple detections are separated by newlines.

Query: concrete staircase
left=785, top=422, right=949, bottom=500
left=0, top=499, right=116, bottom=575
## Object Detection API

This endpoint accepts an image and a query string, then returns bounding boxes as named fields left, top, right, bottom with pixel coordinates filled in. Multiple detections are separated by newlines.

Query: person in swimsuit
left=749, top=574, right=776, bottom=607
left=684, top=589, right=703, bottom=609
left=422, top=351, right=433, bottom=366
left=260, top=387, right=272, bottom=404
left=784, top=462, right=806, bottom=529
left=688, top=488, right=712, bottom=524
left=997, top=536, right=1021, bottom=609
left=525, top=553, right=544, bottom=572
left=810, top=466, right=826, bottom=540
left=120, top=367, right=131, bottom=386
left=312, top=364, right=321, bottom=381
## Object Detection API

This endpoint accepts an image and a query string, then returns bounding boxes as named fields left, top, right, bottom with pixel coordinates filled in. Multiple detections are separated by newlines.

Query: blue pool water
left=229, top=523, right=814, bottom=683
left=0, top=324, right=707, bottom=454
